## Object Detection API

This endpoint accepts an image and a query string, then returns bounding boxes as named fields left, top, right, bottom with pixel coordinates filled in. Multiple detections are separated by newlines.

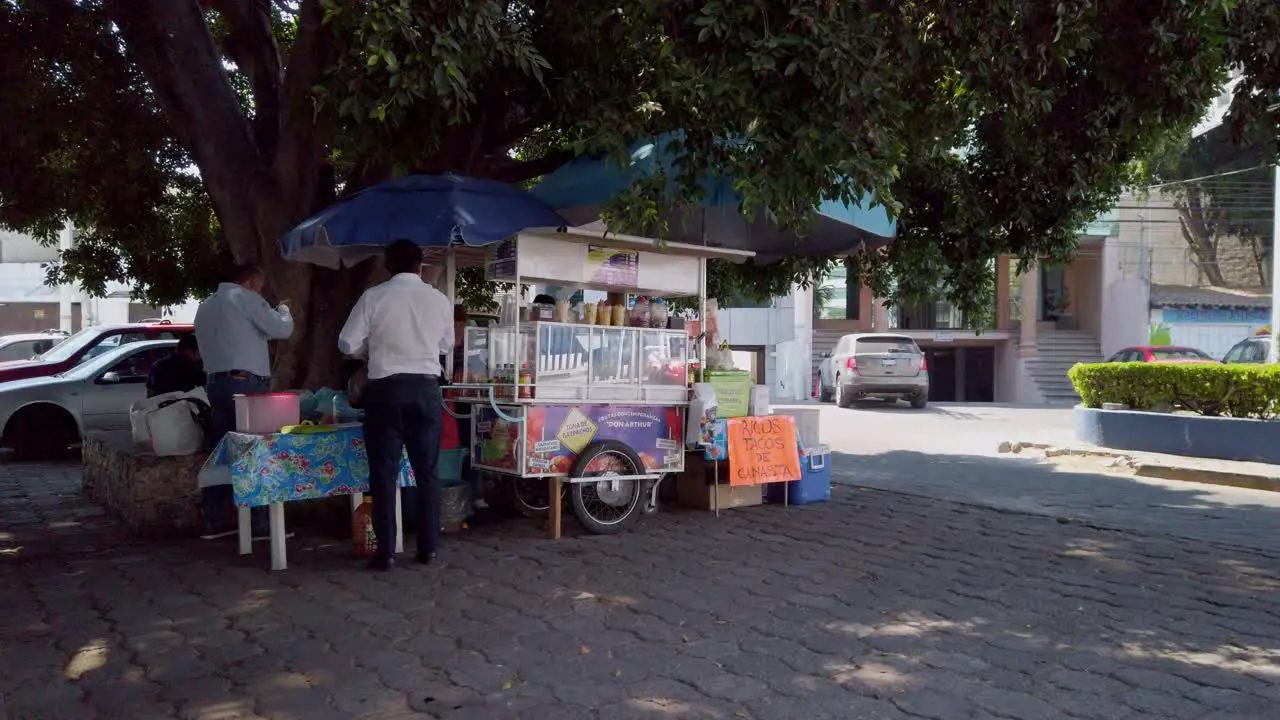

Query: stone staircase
left=1024, top=329, right=1102, bottom=405
left=811, top=329, right=845, bottom=393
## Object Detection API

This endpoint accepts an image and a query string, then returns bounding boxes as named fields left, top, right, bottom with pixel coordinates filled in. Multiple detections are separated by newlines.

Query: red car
left=0, top=321, right=194, bottom=385
left=1105, top=345, right=1218, bottom=364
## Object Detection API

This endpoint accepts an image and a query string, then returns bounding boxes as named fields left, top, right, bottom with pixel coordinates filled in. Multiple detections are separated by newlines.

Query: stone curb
left=997, top=440, right=1280, bottom=493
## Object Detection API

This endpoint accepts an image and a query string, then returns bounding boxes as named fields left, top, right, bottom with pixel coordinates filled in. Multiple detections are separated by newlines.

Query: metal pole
left=445, top=249, right=457, bottom=380
left=1271, top=163, right=1280, bottom=363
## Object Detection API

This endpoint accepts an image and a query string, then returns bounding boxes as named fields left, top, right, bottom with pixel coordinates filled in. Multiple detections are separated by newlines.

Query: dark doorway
left=924, top=346, right=995, bottom=402
left=962, top=346, right=995, bottom=402
left=925, top=347, right=957, bottom=402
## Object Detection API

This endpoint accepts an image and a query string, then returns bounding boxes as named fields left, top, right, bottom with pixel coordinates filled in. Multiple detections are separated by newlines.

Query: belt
left=210, top=370, right=269, bottom=381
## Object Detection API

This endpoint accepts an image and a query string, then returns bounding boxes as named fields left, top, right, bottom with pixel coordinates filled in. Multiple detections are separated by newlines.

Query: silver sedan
left=0, top=339, right=178, bottom=459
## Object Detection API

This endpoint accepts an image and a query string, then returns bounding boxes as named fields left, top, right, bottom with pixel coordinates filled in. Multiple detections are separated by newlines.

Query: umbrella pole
left=446, top=248, right=457, bottom=381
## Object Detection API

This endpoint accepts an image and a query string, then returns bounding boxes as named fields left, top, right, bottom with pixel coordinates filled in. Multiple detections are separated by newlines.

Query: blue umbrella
left=529, top=133, right=896, bottom=262
left=280, top=174, right=568, bottom=268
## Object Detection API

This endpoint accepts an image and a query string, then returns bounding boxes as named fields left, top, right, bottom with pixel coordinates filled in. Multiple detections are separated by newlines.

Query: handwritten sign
left=726, top=415, right=801, bottom=486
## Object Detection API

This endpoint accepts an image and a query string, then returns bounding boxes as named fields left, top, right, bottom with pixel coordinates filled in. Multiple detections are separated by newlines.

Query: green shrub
left=1068, top=362, right=1280, bottom=419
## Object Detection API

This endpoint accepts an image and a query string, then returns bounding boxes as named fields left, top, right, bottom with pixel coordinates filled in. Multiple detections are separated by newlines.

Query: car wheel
left=835, top=376, right=853, bottom=408
left=4, top=404, right=79, bottom=461
left=818, top=384, right=833, bottom=403
left=910, top=393, right=928, bottom=409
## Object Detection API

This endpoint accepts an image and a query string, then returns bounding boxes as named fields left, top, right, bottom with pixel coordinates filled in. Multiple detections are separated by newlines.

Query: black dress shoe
left=415, top=551, right=437, bottom=565
left=367, top=556, right=395, bottom=571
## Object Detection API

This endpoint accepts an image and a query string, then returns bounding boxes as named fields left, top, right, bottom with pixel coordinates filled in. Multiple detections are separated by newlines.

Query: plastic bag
left=130, top=388, right=208, bottom=449
left=687, top=383, right=719, bottom=448
left=146, top=396, right=209, bottom=457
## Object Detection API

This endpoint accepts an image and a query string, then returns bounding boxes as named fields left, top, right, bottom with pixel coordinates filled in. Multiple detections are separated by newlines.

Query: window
left=1150, top=348, right=1214, bottom=362
left=0, top=341, right=38, bottom=362
left=1242, top=340, right=1268, bottom=363
left=855, top=337, right=919, bottom=354
left=1223, top=344, right=1245, bottom=364
left=104, top=349, right=156, bottom=383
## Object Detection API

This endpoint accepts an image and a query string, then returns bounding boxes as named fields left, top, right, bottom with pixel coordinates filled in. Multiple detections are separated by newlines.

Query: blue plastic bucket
left=439, top=448, right=467, bottom=485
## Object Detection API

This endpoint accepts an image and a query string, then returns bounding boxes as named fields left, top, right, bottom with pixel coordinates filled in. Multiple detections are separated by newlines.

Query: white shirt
left=194, top=283, right=294, bottom=377
left=338, top=273, right=454, bottom=379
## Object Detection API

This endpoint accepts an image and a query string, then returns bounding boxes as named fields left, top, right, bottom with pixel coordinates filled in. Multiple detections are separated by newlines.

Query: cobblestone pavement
left=807, top=402, right=1280, bottom=553
left=3, top=461, right=1280, bottom=720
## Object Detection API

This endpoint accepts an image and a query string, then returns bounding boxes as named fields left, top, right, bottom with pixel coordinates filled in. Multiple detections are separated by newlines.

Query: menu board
left=486, top=237, right=518, bottom=282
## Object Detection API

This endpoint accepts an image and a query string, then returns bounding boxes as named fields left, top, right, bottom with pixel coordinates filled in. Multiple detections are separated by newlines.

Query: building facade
left=0, top=228, right=198, bottom=336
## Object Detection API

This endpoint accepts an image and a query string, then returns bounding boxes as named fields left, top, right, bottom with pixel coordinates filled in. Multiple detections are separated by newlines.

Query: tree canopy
left=0, top=0, right=1269, bottom=385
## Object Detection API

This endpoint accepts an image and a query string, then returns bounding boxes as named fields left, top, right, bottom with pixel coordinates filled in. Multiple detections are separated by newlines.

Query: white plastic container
left=234, top=392, right=300, bottom=434
left=748, top=384, right=771, bottom=416
left=772, top=407, right=820, bottom=448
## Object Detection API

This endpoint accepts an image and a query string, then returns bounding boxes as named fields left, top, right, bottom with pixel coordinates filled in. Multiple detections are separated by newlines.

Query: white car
left=0, top=339, right=178, bottom=459
left=0, top=332, right=67, bottom=363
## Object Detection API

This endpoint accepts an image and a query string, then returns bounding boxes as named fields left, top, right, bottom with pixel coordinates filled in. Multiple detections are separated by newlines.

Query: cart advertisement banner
left=586, top=246, right=639, bottom=287
left=524, top=404, right=684, bottom=475
left=473, top=405, right=524, bottom=472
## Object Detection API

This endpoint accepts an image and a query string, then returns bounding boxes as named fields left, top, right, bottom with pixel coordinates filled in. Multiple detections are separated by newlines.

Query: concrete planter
left=1074, top=406, right=1280, bottom=464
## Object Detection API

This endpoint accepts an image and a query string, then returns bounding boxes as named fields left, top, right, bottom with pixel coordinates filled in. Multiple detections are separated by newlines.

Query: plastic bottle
left=353, top=498, right=377, bottom=557
left=519, top=365, right=534, bottom=399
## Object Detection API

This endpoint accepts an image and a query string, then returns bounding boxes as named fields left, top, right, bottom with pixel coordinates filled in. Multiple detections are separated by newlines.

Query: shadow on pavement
left=832, top=448, right=1280, bottom=556
left=2, top=461, right=1279, bottom=719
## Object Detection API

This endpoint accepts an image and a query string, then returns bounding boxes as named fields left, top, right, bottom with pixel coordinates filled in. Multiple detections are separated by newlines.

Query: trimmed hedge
left=1068, top=362, right=1280, bottom=419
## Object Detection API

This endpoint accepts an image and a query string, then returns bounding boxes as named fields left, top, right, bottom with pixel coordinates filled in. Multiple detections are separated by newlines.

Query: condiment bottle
left=518, top=365, right=534, bottom=399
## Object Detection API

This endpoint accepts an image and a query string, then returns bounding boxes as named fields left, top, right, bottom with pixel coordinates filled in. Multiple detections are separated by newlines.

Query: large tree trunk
left=109, top=0, right=376, bottom=390
left=1175, top=194, right=1227, bottom=287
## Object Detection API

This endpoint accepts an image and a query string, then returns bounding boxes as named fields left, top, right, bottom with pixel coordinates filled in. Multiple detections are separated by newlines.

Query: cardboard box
left=676, top=470, right=763, bottom=510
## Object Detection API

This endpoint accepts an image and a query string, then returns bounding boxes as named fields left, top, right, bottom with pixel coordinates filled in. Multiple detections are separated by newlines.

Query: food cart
left=436, top=227, right=753, bottom=539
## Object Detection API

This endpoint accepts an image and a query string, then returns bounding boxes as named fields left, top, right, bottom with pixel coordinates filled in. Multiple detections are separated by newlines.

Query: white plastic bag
left=130, top=388, right=208, bottom=454
left=687, top=383, right=719, bottom=447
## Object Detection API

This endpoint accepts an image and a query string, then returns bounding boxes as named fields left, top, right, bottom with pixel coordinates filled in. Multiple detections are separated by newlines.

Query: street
left=1, top=405, right=1278, bottom=719
left=810, top=402, right=1280, bottom=553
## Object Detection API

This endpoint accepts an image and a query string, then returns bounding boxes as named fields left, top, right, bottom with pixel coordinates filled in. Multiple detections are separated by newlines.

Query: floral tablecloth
left=205, top=425, right=415, bottom=507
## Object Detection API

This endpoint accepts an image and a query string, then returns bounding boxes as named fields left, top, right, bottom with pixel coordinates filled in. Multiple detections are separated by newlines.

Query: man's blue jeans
left=204, top=372, right=270, bottom=536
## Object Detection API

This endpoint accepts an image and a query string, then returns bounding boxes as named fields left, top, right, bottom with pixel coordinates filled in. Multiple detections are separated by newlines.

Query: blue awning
left=530, top=133, right=896, bottom=262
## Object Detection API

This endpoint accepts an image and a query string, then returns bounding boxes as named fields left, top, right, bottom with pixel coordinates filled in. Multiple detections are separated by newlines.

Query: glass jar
left=650, top=298, right=668, bottom=328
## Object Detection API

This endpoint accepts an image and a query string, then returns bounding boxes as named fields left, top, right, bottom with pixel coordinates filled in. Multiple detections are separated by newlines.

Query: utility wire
left=1138, top=165, right=1276, bottom=190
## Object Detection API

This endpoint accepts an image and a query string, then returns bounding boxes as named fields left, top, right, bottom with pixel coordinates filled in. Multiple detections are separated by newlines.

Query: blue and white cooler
left=765, top=443, right=832, bottom=506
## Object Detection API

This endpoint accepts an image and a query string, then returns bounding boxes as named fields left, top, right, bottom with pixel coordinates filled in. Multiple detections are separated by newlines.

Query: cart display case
left=461, top=322, right=688, bottom=404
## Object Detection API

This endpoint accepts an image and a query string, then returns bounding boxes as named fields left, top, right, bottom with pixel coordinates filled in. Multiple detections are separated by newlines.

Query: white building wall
left=717, top=283, right=814, bottom=402
left=0, top=230, right=60, bottom=264
left=0, top=227, right=200, bottom=329
left=1149, top=307, right=1267, bottom=361
left=1099, top=198, right=1154, bottom=358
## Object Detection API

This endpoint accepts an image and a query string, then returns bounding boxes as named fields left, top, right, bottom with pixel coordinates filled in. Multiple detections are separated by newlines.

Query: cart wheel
left=511, top=477, right=553, bottom=517
left=569, top=440, right=646, bottom=535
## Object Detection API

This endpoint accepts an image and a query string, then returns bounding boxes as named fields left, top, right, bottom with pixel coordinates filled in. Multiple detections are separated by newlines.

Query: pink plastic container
left=233, top=392, right=300, bottom=434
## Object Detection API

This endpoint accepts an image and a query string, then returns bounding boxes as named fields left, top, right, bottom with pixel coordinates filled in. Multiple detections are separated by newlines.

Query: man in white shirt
left=194, top=263, right=295, bottom=539
left=339, top=240, right=453, bottom=571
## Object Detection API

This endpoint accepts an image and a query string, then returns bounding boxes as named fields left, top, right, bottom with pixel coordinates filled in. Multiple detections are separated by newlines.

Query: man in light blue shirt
left=194, top=263, right=294, bottom=539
